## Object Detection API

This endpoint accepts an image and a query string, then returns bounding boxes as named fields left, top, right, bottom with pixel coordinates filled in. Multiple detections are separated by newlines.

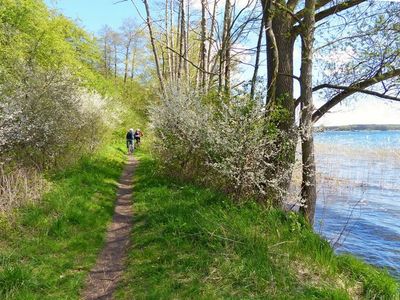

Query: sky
left=45, top=0, right=139, bottom=33
left=44, top=0, right=400, bottom=126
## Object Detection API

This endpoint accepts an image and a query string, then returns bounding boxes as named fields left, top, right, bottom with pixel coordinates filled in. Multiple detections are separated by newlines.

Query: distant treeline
left=315, top=124, right=400, bottom=131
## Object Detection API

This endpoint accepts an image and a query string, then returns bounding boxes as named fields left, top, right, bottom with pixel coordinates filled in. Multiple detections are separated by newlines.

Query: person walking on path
left=126, top=128, right=134, bottom=154
left=134, top=129, right=143, bottom=147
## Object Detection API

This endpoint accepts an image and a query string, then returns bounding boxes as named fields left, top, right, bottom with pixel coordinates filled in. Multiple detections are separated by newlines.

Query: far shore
left=315, top=124, right=400, bottom=132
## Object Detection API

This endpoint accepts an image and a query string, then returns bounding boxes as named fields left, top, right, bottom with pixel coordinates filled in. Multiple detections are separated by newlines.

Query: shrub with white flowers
left=150, top=84, right=296, bottom=205
left=0, top=67, right=118, bottom=169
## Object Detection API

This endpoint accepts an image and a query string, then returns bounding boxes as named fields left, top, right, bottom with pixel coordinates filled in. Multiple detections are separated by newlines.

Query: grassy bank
left=0, top=141, right=127, bottom=299
left=0, top=143, right=398, bottom=299
left=116, top=149, right=399, bottom=299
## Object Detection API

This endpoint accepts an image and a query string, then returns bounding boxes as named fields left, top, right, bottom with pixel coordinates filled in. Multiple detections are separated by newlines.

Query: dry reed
left=0, top=165, right=49, bottom=212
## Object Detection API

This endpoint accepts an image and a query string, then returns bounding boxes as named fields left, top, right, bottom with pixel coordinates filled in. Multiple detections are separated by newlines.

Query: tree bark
left=271, top=12, right=295, bottom=121
left=250, top=16, right=264, bottom=100
left=220, top=0, right=232, bottom=95
left=178, top=0, right=185, bottom=79
left=114, top=42, right=118, bottom=79
left=200, top=0, right=207, bottom=91
left=143, top=0, right=165, bottom=94
left=165, top=0, right=173, bottom=82
left=123, top=36, right=132, bottom=83
left=103, top=36, right=108, bottom=77
left=185, top=0, right=190, bottom=82
left=206, top=0, right=218, bottom=91
left=169, top=0, right=176, bottom=82
left=261, top=1, right=297, bottom=207
left=299, top=0, right=317, bottom=224
left=262, top=0, right=279, bottom=107
left=130, top=41, right=136, bottom=80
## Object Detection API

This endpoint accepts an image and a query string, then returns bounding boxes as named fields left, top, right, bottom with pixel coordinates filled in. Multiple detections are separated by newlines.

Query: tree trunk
left=165, top=0, right=172, bottom=82
left=299, top=0, right=317, bottom=224
left=103, top=38, right=108, bottom=77
left=130, top=39, right=137, bottom=80
left=185, top=0, right=190, bottom=83
left=143, top=0, right=165, bottom=94
left=114, top=42, right=118, bottom=79
left=250, top=17, right=264, bottom=100
left=200, top=0, right=207, bottom=91
left=175, top=0, right=181, bottom=80
left=169, top=0, right=176, bottom=82
left=219, top=0, right=232, bottom=95
left=263, top=0, right=278, bottom=105
left=262, top=2, right=296, bottom=207
left=206, top=0, right=218, bottom=91
left=123, top=37, right=132, bottom=84
left=178, top=0, right=184, bottom=79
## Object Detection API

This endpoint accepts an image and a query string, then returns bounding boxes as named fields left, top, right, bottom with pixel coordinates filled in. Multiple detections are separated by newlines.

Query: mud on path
left=82, top=155, right=137, bottom=300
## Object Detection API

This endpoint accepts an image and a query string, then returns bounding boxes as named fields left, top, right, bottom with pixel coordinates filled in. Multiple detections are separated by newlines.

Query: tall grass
left=0, top=166, right=49, bottom=213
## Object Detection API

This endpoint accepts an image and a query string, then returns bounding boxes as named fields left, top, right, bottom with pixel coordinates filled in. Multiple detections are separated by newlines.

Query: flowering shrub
left=0, top=67, right=118, bottom=169
left=150, top=85, right=296, bottom=205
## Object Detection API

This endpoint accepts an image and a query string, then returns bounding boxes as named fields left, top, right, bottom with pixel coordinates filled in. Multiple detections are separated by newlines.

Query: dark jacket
left=126, top=131, right=133, bottom=140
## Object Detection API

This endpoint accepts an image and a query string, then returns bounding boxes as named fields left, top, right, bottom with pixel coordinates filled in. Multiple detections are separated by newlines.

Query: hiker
left=126, top=128, right=134, bottom=154
left=134, top=129, right=143, bottom=146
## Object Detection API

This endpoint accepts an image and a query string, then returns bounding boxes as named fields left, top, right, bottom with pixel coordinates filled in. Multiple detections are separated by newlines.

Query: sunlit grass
left=115, top=150, right=399, bottom=299
left=0, top=142, right=126, bottom=299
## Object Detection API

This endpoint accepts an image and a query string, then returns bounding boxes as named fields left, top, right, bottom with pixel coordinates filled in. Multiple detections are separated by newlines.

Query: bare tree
left=199, top=0, right=207, bottom=91
left=219, top=0, right=233, bottom=95
left=99, top=25, right=113, bottom=77
left=109, top=30, right=121, bottom=79
left=250, top=16, right=264, bottom=100
left=120, top=19, right=136, bottom=84
left=143, top=0, right=165, bottom=94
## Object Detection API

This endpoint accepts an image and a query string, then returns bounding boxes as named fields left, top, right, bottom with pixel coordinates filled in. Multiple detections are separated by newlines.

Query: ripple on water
left=313, top=130, right=400, bottom=279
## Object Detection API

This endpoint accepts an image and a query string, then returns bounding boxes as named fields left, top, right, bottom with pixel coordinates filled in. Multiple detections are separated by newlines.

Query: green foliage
left=0, top=0, right=99, bottom=82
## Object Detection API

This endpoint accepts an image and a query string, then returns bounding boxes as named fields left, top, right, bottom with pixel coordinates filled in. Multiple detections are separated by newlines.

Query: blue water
left=314, top=130, right=400, bottom=279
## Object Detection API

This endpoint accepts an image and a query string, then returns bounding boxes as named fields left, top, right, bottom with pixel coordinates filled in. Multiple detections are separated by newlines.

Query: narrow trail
left=82, top=155, right=137, bottom=300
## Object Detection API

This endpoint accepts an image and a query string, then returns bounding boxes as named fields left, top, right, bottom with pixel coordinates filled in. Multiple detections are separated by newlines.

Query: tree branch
left=273, top=1, right=303, bottom=25
left=312, top=68, right=400, bottom=123
left=295, top=0, right=366, bottom=24
left=314, top=83, right=400, bottom=101
left=166, top=46, right=217, bottom=75
left=315, top=0, right=367, bottom=23
left=296, top=0, right=331, bottom=19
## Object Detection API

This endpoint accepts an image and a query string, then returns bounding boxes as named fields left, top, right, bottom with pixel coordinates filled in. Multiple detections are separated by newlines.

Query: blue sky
left=44, top=0, right=400, bottom=125
left=45, top=0, right=142, bottom=34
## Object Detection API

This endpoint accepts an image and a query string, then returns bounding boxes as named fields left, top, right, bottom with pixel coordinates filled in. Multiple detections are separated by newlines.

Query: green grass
left=1, top=144, right=398, bottom=300
left=0, top=133, right=398, bottom=299
left=115, top=149, right=399, bottom=300
left=0, top=142, right=127, bottom=299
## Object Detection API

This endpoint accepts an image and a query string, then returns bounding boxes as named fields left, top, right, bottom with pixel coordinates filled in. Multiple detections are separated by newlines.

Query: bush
left=150, top=84, right=296, bottom=205
left=0, top=66, right=119, bottom=169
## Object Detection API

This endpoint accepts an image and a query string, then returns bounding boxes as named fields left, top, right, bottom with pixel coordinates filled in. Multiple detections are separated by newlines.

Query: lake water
left=314, top=130, right=400, bottom=279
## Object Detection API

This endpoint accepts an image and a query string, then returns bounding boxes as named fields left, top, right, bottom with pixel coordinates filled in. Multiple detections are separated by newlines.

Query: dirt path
left=82, top=155, right=137, bottom=300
